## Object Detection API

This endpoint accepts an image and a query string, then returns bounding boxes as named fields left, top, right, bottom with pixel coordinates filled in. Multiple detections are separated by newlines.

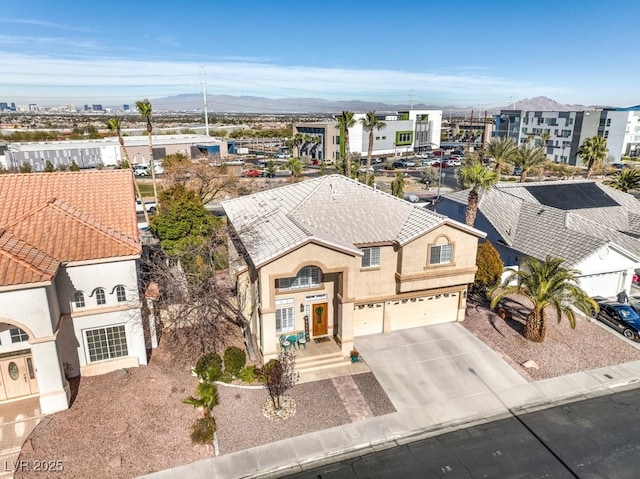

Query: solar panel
left=525, top=183, right=620, bottom=210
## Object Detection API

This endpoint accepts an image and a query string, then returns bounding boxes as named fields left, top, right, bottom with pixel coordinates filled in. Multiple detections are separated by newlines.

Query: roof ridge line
left=4, top=197, right=57, bottom=229
left=49, top=200, right=139, bottom=251
left=0, top=230, right=57, bottom=279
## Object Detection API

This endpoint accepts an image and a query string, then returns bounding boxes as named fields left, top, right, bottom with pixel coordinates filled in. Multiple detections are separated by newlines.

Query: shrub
left=223, top=346, right=246, bottom=376
left=238, top=365, right=257, bottom=383
left=474, top=240, right=504, bottom=293
left=190, top=416, right=216, bottom=445
left=194, top=353, right=222, bottom=380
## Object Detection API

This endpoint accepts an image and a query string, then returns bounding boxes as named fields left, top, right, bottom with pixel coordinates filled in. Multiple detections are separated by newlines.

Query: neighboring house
left=222, top=175, right=484, bottom=362
left=0, top=170, right=150, bottom=414
left=438, top=180, right=640, bottom=298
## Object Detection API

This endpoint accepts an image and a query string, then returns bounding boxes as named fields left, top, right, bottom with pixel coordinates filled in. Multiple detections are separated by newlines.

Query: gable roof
left=0, top=229, right=59, bottom=286
left=444, top=180, right=640, bottom=266
left=222, top=175, right=482, bottom=268
left=0, top=170, right=140, bottom=287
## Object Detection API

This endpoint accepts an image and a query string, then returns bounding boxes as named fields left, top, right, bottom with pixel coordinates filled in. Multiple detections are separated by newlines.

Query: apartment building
left=495, top=106, right=640, bottom=165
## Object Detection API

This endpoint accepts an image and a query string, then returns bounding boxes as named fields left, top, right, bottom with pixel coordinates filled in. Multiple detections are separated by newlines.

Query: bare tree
left=264, top=351, right=299, bottom=410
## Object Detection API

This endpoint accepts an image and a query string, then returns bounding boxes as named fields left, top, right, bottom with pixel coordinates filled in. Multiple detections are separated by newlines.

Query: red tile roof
left=0, top=170, right=141, bottom=287
left=0, top=229, right=59, bottom=285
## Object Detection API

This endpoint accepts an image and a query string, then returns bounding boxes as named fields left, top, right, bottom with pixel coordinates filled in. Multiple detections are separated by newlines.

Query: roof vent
left=330, top=183, right=338, bottom=200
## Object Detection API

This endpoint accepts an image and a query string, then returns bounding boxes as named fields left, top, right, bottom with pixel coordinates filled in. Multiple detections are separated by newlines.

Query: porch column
left=31, top=339, right=69, bottom=414
left=337, top=301, right=355, bottom=356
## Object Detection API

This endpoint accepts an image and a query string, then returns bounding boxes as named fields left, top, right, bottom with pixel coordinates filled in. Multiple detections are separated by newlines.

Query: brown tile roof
left=0, top=170, right=140, bottom=286
left=0, top=229, right=59, bottom=286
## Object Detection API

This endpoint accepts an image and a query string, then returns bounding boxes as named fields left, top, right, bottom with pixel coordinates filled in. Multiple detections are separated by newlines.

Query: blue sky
left=1, top=0, right=638, bottom=108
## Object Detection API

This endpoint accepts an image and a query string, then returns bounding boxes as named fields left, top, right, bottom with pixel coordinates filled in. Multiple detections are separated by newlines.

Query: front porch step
left=295, top=351, right=344, bottom=365
left=295, top=354, right=353, bottom=374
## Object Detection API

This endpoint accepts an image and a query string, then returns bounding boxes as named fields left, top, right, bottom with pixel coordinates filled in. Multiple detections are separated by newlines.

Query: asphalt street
left=284, top=387, right=640, bottom=479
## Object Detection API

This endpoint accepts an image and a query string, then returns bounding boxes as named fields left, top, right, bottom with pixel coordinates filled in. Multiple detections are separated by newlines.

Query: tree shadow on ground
left=491, top=296, right=531, bottom=339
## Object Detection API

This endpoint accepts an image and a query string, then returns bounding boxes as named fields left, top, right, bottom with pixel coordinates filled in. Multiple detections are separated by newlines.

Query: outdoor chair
left=279, top=334, right=291, bottom=352
left=297, top=331, right=307, bottom=350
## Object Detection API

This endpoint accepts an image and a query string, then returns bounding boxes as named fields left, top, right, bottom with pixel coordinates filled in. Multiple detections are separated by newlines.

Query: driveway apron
left=355, top=323, right=527, bottom=412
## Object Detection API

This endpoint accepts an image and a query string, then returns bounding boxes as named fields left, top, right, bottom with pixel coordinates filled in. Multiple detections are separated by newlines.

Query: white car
left=357, top=165, right=374, bottom=174
left=421, top=158, right=437, bottom=166
left=446, top=158, right=462, bottom=167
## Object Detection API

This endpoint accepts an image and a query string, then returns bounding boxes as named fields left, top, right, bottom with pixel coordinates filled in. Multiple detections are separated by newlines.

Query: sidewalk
left=138, top=360, right=640, bottom=479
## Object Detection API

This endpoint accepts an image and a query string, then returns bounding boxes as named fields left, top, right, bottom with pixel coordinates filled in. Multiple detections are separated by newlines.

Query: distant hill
left=147, top=94, right=616, bottom=114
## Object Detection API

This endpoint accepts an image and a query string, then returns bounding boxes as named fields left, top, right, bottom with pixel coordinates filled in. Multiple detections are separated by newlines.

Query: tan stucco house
left=222, top=175, right=485, bottom=362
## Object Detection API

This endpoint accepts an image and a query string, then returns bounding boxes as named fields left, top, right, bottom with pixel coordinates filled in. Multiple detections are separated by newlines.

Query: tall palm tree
left=107, top=117, right=150, bottom=225
left=486, top=137, right=517, bottom=176
left=286, top=157, right=303, bottom=182
left=458, top=162, right=498, bottom=227
left=604, top=168, right=640, bottom=193
left=578, top=135, right=608, bottom=178
left=490, top=256, right=597, bottom=342
left=136, top=99, right=158, bottom=205
left=359, top=111, right=386, bottom=184
left=513, top=143, right=546, bottom=182
left=335, top=111, right=356, bottom=177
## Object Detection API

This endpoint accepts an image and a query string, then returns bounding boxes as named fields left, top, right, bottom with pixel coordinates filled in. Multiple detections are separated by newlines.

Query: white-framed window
left=94, top=288, right=106, bottom=305
left=275, top=307, right=295, bottom=332
left=430, top=244, right=453, bottom=265
left=277, top=266, right=321, bottom=290
left=10, top=328, right=28, bottom=343
left=361, top=247, right=380, bottom=268
left=85, top=325, right=128, bottom=362
left=74, top=291, right=85, bottom=308
left=115, top=285, right=126, bottom=302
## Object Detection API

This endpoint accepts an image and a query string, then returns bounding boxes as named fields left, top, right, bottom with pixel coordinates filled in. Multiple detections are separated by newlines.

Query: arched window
left=115, top=285, right=126, bottom=302
left=94, top=288, right=106, bottom=305
left=74, top=291, right=85, bottom=308
left=277, top=266, right=321, bottom=290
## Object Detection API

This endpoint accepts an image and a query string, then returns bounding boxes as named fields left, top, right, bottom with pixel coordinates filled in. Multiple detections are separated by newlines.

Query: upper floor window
left=277, top=266, right=321, bottom=290
left=74, top=291, right=85, bottom=308
left=115, top=285, right=127, bottom=303
left=94, top=288, right=106, bottom=305
left=10, top=327, right=28, bottom=343
left=361, top=247, right=380, bottom=268
left=430, top=244, right=453, bottom=265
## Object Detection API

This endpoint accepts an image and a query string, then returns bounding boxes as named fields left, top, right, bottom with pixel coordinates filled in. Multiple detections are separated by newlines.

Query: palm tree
left=136, top=99, right=158, bottom=205
left=604, top=168, right=640, bottom=193
left=286, top=157, right=303, bottom=182
left=486, top=137, right=517, bottom=176
left=359, top=111, right=386, bottom=184
left=458, top=162, right=498, bottom=227
left=335, top=111, right=356, bottom=177
left=491, top=256, right=597, bottom=342
left=107, top=117, right=150, bottom=225
left=578, top=135, right=608, bottom=178
left=539, top=131, right=550, bottom=150
left=513, top=143, right=546, bottom=182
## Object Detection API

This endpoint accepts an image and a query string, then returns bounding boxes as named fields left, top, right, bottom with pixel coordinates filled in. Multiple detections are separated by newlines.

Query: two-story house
left=0, top=170, right=149, bottom=414
left=222, top=175, right=485, bottom=362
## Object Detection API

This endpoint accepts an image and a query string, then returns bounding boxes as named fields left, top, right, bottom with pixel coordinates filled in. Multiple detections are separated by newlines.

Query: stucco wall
left=0, top=286, right=57, bottom=341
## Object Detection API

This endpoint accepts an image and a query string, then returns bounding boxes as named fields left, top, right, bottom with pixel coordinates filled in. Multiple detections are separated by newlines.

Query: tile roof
left=444, top=180, right=640, bottom=266
left=223, top=175, right=480, bottom=268
left=0, top=229, right=59, bottom=286
left=0, top=170, right=140, bottom=287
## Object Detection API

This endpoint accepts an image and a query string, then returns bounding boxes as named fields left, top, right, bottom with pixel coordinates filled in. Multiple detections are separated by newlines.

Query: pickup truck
left=136, top=199, right=157, bottom=214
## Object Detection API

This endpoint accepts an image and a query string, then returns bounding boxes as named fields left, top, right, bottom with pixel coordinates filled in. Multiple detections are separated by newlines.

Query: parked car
left=404, top=159, right=416, bottom=167
left=451, top=149, right=464, bottom=156
left=392, top=160, right=406, bottom=168
left=421, top=158, right=437, bottom=166
left=357, top=165, right=374, bottom=174
left=592, top=298, right=640, bottom=341
left=242, top=169, right=262, bottom=177
left=513, top=166, right=523, bottom=176
left=445, top=158, right=462, bottom=167
left=135, top=199, right=156, bottom=214
left=134, top=165, right=150, bottom=177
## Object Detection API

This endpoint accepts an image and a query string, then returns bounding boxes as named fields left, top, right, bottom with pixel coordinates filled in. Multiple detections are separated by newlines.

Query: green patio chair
left=279, top=334, right=290, bottom=352
left=297, top=331, right=307, bottom=350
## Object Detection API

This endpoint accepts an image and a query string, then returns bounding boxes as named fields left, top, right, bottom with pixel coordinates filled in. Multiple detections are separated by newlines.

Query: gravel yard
left=463, top=293, right=640, bottom=381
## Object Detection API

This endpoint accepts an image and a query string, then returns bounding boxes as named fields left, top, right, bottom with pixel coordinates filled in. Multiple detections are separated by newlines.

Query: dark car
left=392, top=160, right=406, bottom=168
left=593, top=299, right=640, bottom=341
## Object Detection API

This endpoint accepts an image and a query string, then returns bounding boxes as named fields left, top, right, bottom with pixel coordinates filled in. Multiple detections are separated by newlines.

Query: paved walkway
left=0, top=396, right=42, bottom=479
left=138, top=323, right=640, bottom=479
left=331, top=375, right=373, bottom=422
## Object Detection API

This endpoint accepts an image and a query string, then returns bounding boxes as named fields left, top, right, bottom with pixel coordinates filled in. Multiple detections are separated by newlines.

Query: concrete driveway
left=355, top=322, right=527, bottom=412
left=0, top=396, right=42, bottom=479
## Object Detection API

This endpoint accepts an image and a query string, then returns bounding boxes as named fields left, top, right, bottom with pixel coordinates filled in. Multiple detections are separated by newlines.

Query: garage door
left=388, top=292, right=459, bottom=332
left=578, top=272, right=621, bottom=298
left=353, top=303, right=384, bottom=336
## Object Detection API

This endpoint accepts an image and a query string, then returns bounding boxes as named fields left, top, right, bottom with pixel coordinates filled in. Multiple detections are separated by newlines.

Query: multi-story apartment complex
left=495, top=106, right=640, bottom=165
left=292, top=110, right=443, bottom=162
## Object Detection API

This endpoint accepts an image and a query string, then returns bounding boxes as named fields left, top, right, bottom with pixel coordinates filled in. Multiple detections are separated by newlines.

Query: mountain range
left=150, top=94, right=615, bottom=115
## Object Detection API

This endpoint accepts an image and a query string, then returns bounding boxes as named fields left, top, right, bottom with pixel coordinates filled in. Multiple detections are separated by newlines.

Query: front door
left=312, top=303, right=328, bottom=336
left=0, top=356, right=36, bottom=400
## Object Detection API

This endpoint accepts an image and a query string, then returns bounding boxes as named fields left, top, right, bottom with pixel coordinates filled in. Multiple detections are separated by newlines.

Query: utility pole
left=409, top=91, right=414, bottom=110
left=199, top=66, right=210, bottom=136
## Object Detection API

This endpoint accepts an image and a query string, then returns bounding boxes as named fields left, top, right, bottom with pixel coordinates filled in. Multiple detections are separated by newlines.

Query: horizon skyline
left=2, top=0, right=639, bottom=109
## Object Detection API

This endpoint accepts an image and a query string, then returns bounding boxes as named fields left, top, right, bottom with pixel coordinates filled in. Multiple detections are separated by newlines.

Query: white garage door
left=353, top=303, right=384, bottom=337
left=388, top=292, right=459, bottom=332
left=579, top=272, right=622, bottom=298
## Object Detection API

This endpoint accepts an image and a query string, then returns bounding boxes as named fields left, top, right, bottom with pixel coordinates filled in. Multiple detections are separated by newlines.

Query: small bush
left=238, top=365, right=257, bottom=383
left=194, top=353, right=222, bottom=380
left=223, top=346, right=246, bottom=376
left=218, top=370, right=234, bottom=383
left=474, top=240, right=504, bottom=293
left=190, top=416, right=216, bottom=445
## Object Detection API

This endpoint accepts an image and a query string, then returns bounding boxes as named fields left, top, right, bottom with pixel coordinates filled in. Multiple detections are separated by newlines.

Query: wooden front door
left=0, top=356, right=36, bottom=400
left=312, top=303, right=328, bottom=336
